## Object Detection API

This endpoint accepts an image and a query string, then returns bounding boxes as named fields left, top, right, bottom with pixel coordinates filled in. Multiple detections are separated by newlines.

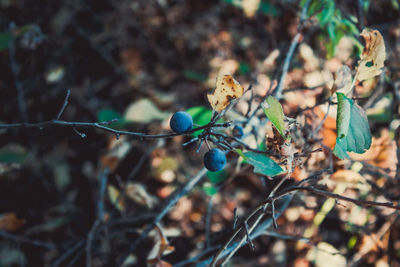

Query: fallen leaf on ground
left=126, top=182, right=158, bottom=209
left=124, top=98, right=170, bottom=123
left=0, top=212, right=24, bottom=231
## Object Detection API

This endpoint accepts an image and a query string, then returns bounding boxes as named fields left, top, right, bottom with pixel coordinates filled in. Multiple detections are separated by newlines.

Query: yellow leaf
left=242, top=0, right=260, bottom=18
left=356, top=29, right=386, bottom=82
left=207, top=75, right=244, bottom=112
left=108, top=185, right=125, bottom=212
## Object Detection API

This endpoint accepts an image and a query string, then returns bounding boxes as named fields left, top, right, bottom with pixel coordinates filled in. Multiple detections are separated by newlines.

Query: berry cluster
left=170, top=111, right=243, bottom=172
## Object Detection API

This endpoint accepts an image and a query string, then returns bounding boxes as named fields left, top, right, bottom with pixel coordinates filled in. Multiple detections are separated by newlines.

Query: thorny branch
left=0, top=89, right=231, bottom=140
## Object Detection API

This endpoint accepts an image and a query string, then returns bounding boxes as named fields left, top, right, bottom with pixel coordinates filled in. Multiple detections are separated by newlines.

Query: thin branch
left=115, top=167, right=208, bottom=266
left=274, top=0, right=310, bottom=99
left=205, top=196, right=214, bottom=249
left=174, top=245, right=221, bottom=267
left=0, top=119, right=230, bottom=140
left=56, top=89, right=71, bottom=120
left=86, top=168, right=109, bottom=267
left=211, top=170, right=327, bottom=266
left=0, top=230, right=55, bottom=250
left=8, top=23, right=28, bottom=121
left=51, top=240, right=85, bottom=267
left=207, top=194, right=294, bottom=267
left=285, top=186, right=400, bottom=210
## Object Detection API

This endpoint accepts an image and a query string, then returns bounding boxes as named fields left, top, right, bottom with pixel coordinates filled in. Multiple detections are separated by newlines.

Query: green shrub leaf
left=263, top=96, right=286, bottom=138
left=333, top=93, right=372, bottom=159
left=241, top=151, right=284, bottom=177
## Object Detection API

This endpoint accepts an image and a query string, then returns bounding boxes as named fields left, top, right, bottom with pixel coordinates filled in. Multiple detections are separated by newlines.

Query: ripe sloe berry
left=204, top=148, right=226, bottom=172
left=232, top=125, right=244, bottom=138
left=170, top=112, right=193, bottom=133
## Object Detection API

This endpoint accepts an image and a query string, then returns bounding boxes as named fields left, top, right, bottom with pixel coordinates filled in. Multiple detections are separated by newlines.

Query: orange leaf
left=0, top=212, right=24, bottom=232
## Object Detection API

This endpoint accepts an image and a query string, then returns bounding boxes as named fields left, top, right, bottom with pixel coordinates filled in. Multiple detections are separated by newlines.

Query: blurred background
left=0, top=0, right=400, bottom=266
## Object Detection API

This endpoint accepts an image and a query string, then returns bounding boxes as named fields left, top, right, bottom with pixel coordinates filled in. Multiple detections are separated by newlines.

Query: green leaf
left=333, top=93, right=372, bottom=159
left=238, top=61, right=250, bottom=76
left=242, top=151, right=284, bottom=177
left=203, top=182, right=217, bottom=196
left=319, top=3, right=335, bottom=26
left=187, top=106, right=222, bottom=137
left=347, top=236, right=358, bottom=250
left=263, top=96, right=286, bottom=138
left=183, top=70, right=208, bottom=82
left=0, top=31, right=13, bottom=51
left=207, top=170, right=228, bottom=184
left=259, top=1, right=281, bottom=17
left=98, top=109, right=122, bottom=122
left=0, top=144, right=27, bottom=164
left=97, top=108, right=125, bottom=129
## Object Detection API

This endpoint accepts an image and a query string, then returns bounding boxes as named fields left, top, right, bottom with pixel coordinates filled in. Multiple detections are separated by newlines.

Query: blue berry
left=232, top=125, right=244, bottom=138
left=204, top=148, right=226, bottom=172
left=170, top=112, right=193, bottom=133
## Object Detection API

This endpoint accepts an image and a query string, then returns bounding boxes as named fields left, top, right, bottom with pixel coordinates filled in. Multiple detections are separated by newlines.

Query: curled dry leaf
left=356, top=29, right=386, bottom=82
left=147, top=225, right=175, bottom=267
left=126, top=182, right=158, bottom=209
left=207, top=75, right=244, bottom=112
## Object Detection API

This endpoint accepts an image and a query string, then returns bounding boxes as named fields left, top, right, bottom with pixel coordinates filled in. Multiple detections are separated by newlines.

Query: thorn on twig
left=233, top=207, right=238, bottom=230
left=115, top=133, right=120, bottom=140
left=196, top=140, right=203, bottom=153
left=244, top=221, right=255, bottom=251
left=73, top=127, right=86, bottom=138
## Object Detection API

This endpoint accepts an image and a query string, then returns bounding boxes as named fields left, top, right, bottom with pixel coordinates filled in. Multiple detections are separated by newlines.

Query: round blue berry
left=204, top=148, right=226, bottom=172
left=170, top=112, right=193, bottom=133
left=232, top=125, right=244, bottom=138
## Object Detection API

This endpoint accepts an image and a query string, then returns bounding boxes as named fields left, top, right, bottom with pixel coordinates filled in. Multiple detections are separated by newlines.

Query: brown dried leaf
left=356, top=29, right=386, bottom=82
left=147, top=225, right=175, bottom=266
left=207, top=75, right=244, bottom=112
left=0, top=212, right=24, bottom=232
left=125, top=182, right=158, bottom=209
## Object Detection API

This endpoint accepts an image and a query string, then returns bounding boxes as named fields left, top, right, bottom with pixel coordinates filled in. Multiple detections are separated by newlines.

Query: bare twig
left=205, top=196, right=214, bottom=249
left=86, top=168, right=110, bottom=267
left=8, top=23, right=28, bottom=121
left=0, top=119, right=230, bottom=139
left=274, top=0, right=311, bottom=99
left=51, top=240, right=85, bottom=267
left=174, top=245, right=221, bottom=267
left=210, top=170, right=327, bottom=266
left=0, top=230, right=55, bottom=250
left=56, top=89, right=71, bottom=120
left=116, top=167, right=208, bottom=266
left=283, top=186, right=400, bottom=210
left=205, top=194, right=294, bottom=267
